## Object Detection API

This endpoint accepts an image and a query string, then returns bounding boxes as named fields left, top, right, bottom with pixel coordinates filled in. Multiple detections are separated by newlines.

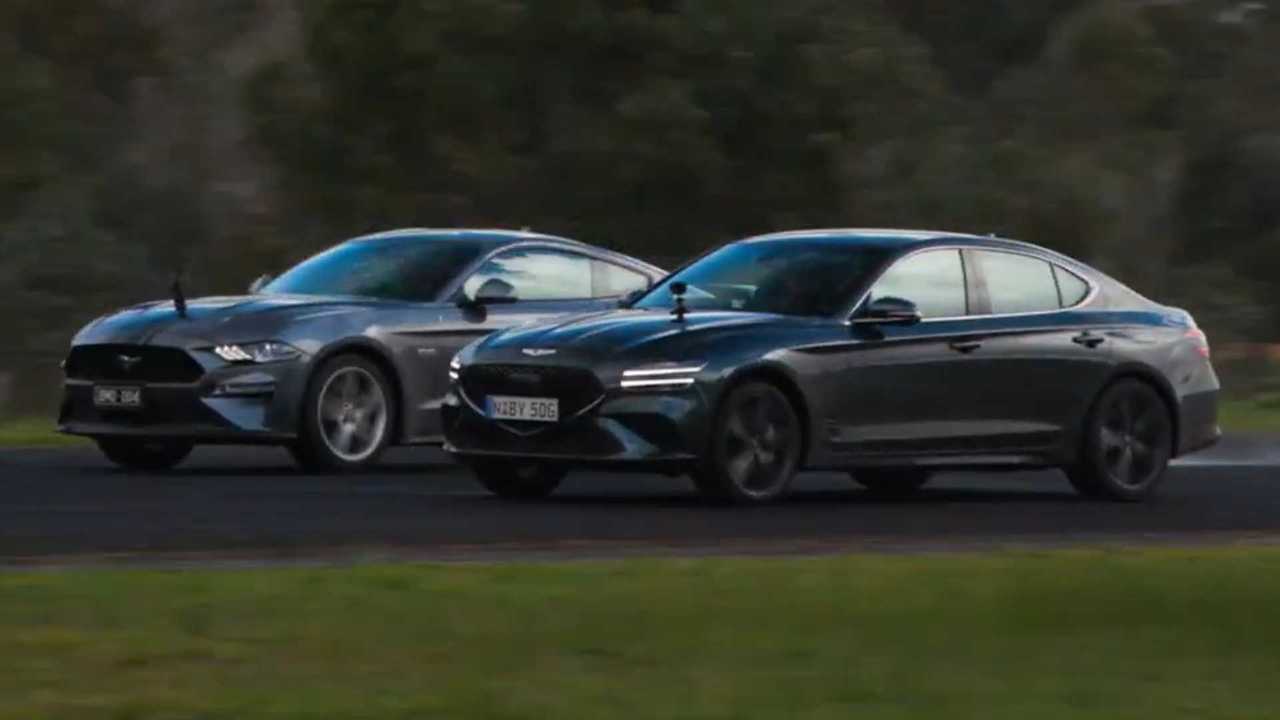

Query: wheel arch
left=1092, top=364, right=1181, bottom=457
left=307, top=339, right=407, bottom=444
left=718, top=362, right=814, bottom=465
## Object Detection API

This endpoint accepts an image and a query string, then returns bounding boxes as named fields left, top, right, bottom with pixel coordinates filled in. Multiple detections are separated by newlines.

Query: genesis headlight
left=213, top=341, right=302, bottom=364
left=620, top=362, right=706, bottom=390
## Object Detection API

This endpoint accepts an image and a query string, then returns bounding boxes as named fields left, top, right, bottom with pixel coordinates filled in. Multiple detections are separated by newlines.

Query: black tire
left=851, top=469, right=932, bottom=497
left=694, top=381, right=803, bottom=504
left=472, top=460, right=566, bottom=500
left=292, top=354, right=396, bottom=473
left=1067, top=379, right=1174, bottom=502
left=97, top=438, right=193, bottom=472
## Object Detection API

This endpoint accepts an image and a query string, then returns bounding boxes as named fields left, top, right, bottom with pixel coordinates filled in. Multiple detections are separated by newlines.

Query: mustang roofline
left=350, top=227, right=588, bottom=246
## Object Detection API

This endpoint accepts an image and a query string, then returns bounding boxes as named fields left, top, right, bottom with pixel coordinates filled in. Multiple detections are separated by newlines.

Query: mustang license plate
left=486, top=395, right=559, bottom=422
left=94, top=386, right=143, bottom=409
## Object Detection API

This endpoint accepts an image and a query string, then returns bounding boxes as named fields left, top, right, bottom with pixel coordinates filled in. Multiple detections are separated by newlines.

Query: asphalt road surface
left=2, top=438, right=1279, bottom=561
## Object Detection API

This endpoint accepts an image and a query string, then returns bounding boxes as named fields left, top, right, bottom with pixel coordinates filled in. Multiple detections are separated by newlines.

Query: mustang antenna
left=171, top=272, right=188, bottom=319
left=670, top=281, right=688, bottom=323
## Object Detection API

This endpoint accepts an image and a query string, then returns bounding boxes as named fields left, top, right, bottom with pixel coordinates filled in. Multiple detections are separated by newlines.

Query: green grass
left=4, top=548, right=1280, bottom=718
left=0, top=416, right=83, bottom=448
left=1218, top=395, right=1280, bottom=434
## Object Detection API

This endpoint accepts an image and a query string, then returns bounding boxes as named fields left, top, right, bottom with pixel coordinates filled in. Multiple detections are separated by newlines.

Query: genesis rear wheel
left=1067, top=379, right=1174, bottom=502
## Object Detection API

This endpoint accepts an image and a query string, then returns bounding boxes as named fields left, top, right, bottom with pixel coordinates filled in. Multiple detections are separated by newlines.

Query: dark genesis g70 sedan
left=443, top=229, right=1220, bottom=504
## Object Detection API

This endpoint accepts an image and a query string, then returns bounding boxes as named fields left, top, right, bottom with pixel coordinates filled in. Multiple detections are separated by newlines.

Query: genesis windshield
left=635, top=240, right=892, bottom=317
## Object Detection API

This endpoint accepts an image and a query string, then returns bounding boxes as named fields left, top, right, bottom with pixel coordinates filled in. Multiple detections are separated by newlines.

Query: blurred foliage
left=3, top=0, right=1280, bottom=374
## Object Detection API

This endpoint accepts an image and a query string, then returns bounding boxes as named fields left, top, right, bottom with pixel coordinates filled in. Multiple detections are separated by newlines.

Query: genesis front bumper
left=442, top=385, right=711, bottom=469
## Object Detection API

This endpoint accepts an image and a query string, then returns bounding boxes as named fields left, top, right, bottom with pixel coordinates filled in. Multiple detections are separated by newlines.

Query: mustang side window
left=591, top=260, right=649, bottom=298
left=867, top=250, right=967, bottom=319
left=974, top=251, right=1060, bottom=314
left=463, top=248, right=593, bottom=301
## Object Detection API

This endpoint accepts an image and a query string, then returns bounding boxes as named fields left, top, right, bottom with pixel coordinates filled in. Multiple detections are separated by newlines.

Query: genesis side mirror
left=852, top=296, right=922, bottom=326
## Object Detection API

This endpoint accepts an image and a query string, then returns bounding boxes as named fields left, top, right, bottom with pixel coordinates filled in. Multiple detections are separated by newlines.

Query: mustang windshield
left=635, top=240, right=892, bottom=317
left=262, top=239, right=485, bottom=302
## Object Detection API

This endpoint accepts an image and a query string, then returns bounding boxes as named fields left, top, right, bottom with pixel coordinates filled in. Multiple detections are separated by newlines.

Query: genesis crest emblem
left=521, top=349, right=557, bottom=357
left=116, top=354, right=142, bottom=371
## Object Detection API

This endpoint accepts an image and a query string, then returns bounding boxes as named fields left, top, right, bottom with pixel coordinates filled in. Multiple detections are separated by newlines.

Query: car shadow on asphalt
left=80, top=463, right=459, bottom=479
left=498, top=487, right=1085, bottom=509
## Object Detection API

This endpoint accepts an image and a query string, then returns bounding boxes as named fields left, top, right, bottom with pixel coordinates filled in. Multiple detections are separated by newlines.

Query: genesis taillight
left=1185, top=328, right=1210, bottom=358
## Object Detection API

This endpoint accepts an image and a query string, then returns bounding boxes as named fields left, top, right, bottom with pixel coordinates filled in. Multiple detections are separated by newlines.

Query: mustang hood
left=72, top=294, right=386, bottom=347
left=476, top=309, right=810, bottom=361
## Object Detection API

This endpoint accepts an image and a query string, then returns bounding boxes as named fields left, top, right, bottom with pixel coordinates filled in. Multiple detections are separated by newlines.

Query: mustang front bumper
left=58, top=355, right=309, bottom=443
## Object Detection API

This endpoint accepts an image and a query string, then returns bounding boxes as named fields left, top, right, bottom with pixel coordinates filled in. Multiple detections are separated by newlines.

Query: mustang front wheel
left=292, top=355, right=394, bottom=472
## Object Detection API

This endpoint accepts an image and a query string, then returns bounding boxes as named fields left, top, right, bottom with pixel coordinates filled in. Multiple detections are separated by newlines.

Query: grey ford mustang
left=58, top=229, right=664, bottom=471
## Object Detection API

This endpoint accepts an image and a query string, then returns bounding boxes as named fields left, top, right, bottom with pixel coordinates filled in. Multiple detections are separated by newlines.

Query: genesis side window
left=867, top=250, right=967, bottom=319
left=974, top=251, right=1060, bottom=314
left=463, top=248, right=593, bottom=301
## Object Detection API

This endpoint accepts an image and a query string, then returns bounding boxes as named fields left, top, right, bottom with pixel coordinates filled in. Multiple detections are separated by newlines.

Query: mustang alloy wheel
left=1068, top=379, right=1174, bottom=502
left=694, top=381, right=802, bottom=504
left=292, top=355, right=394, bottom=472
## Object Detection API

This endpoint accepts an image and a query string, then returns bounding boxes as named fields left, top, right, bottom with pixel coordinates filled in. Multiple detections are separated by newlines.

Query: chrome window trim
left=844, top=244, right=1100, bottom=326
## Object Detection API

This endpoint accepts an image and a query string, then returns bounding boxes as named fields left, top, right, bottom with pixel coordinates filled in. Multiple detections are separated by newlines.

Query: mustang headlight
left=620, top=362, right=706, bottom=390
left=213, top=341, right=302, bottom=364
left=449, top=354, right=463, bottom=381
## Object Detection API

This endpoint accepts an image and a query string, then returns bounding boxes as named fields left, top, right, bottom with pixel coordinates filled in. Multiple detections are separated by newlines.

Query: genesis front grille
left=64, top=345, right=204, bottom=383
left=460, top=364, right=604, bottom=420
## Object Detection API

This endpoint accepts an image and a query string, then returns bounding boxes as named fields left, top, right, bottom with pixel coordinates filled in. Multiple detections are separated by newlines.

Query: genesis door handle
left=949, top=340, right=983, bottom=354
left=1072, top=332, right=1106, bottom=348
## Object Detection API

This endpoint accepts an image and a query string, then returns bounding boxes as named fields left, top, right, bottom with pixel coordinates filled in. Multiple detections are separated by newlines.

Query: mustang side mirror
left=618, top=287, right=646, bottom=308
left=248, top=274, right=272, bottom=294
left=853, top=296, right=922, bottom=326
left=461, top=278, right=519, bottom=307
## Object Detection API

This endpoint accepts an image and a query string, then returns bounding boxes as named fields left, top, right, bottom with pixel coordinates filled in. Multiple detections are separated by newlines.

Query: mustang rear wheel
left=97, top=438, right=193, bottom=472
left=292, top=354, right=395, bottom=472
left=852, top=469, right=932, bottom=497
left=694, top=381, right=802, bottom=504
left=472, top=460, right=566, bottom=500
left=1067, top=379, right=1174, bottom=502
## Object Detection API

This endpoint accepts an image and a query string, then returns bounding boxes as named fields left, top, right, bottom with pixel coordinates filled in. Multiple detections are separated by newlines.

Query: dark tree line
left=3, top=0, right=1280, bottom=375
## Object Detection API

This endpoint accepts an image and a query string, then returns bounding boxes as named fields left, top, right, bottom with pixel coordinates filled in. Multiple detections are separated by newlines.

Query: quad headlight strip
left=213, top=342, right=302, bottom=364
left=620, top=364, right=705, bottom=390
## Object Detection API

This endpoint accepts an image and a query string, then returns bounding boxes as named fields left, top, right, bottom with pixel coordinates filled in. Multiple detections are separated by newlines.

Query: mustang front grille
left=64, top=345, right=205, bottom=383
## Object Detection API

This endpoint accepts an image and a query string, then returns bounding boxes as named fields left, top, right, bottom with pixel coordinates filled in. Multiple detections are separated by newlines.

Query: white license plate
left=486, top=395, right=559, bottom=423
left=94, top=386, right=143, bottom=409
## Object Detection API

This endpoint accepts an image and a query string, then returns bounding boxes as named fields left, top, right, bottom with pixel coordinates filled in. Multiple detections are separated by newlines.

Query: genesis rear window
left=1054, top=266, right=1091, bottom=307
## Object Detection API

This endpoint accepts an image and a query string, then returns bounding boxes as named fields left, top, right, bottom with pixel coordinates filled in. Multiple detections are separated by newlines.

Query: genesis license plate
left=94, top=386, right=143, bottom=409
left=486, top=395, right=559, bottom=423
